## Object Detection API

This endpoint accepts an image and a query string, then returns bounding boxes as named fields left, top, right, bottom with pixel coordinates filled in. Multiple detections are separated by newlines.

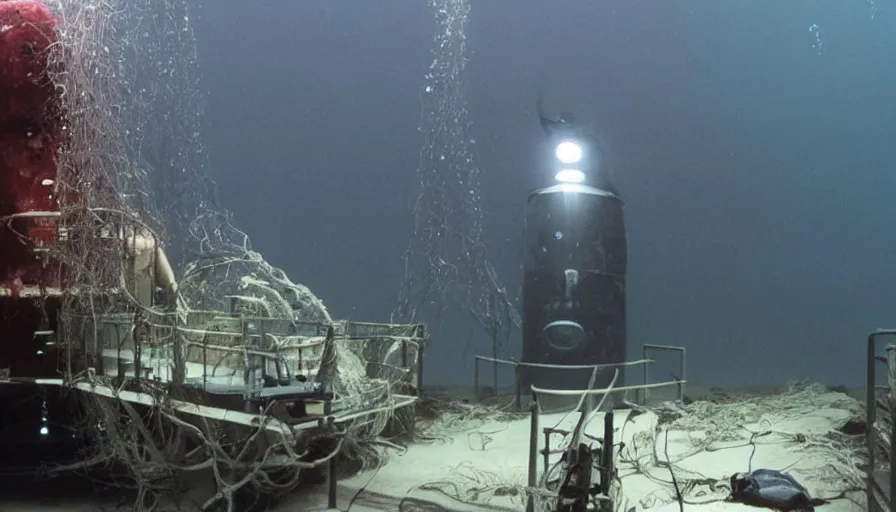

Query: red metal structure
left=0, top=2, right=68, bottom=449
left=0, top=0, right=63, bottom=294
left=0, top=0, right=179, bottom=462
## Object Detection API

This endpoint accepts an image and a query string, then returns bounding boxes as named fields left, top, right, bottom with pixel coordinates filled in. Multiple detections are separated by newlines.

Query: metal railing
left=642, top=343, right=687, bottom=404
left=867, top=330, right=896, bottom=512
left=524, top=367, right=639, bottom=512
left=93, top=310, right=427, bottom=398
left=473, top=343, right=688, bottom=411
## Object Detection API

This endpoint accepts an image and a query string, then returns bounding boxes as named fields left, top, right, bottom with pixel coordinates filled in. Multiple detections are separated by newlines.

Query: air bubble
left=397, top=0, right=519, bottom=344
left=808, top=24, right=823, bottom=56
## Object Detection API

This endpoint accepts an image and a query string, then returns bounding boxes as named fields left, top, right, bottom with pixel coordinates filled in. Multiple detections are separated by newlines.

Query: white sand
left=0, top=386, right=866, bottom=511
left=303, top=385, right=866, bottom=511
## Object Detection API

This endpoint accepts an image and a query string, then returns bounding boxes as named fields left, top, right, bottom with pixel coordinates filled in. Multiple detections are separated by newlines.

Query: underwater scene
left=0, top=1, right=893, bottom=511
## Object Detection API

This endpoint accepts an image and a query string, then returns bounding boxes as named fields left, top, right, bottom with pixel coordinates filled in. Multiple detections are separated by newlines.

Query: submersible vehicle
left=520, top=110, right=627, bottom=392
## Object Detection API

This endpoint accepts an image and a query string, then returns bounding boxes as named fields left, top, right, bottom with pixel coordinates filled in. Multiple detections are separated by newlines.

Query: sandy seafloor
left=0, top=383, right=869, bottom=512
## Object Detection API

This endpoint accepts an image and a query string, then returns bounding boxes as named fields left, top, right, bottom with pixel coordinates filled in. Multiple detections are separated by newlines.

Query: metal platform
left=28, top=377, right=417, bottom=435
left=0, top=285, right=63, bottom=297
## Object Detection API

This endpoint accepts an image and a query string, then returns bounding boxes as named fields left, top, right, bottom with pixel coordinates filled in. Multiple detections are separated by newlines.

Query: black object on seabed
left=730, top=469, right=827, bottom=511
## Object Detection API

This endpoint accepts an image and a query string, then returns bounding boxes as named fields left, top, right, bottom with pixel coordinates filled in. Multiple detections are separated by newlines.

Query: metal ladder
left=867, top=331, right=896, bottom=512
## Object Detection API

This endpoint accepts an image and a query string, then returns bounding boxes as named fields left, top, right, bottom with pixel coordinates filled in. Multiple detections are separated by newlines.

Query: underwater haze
left=193, top=0, right=895, bottom=389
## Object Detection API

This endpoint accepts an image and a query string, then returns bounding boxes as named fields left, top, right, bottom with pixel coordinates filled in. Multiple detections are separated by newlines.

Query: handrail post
left=888, top=343, right=896, bottom=511
left=642, top=344, right=687, bottom=404
left=601, top=410, right=615, bottom=497
left=202, top=335, right=208, bottom=391
left=415, top=323, right=426, bottom=396
left=473, top=356, right=480, bottom=400
left=867, top=333, right=876, bottom=512
left=327, top=414, right=338, bottom=508
left=679, top=347, right=687, bottom=401
left=526, top=397, right=539, bottom=512
left=642, top=344, right=649, bottom=405
left=416, top=337, right=425, bottom=396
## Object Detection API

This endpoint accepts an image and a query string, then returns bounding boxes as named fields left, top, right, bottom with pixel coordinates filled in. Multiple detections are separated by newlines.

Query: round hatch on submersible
left=542, top=319, right=586, bottom=351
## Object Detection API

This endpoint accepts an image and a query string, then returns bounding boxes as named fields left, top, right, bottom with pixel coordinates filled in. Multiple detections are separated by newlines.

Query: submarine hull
left=521, top=184, right=627, bottom=393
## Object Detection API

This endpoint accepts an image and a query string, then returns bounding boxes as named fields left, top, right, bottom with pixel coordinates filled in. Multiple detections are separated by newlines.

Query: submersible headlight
left=555, top=140, right=583, bottom=164
left=555, top=169, right=586, bottom=184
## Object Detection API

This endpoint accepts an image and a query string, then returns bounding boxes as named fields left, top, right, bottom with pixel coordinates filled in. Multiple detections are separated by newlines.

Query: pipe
left=327, top=415, right=338, bottom=508
left=154, top=245, right=178, bottom=296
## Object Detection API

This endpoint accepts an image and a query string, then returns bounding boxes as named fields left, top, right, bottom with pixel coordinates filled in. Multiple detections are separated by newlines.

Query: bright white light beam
left=555, top=169, right=586, bottom=184
left=555, top=141, right=583, bottom=164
